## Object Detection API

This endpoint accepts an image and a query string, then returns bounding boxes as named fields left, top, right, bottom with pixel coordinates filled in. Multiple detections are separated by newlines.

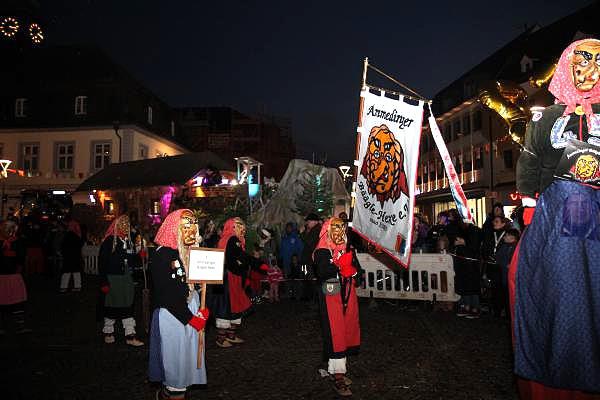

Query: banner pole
left=350, top=58, right=368, bottom=221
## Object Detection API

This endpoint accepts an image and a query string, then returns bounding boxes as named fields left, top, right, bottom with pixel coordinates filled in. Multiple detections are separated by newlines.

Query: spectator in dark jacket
left=453, top=221, right=483, bottom=319
left=481, top=216, right=508, bottom=317
left=280, top=222, right=304, bottom=278
left=59, top=220, right=84, bottom=293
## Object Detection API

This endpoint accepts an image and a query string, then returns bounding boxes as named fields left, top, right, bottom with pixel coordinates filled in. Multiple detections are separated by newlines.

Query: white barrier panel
left=355, top=253, right=459, bottom=302
left=82, top=245, right=99, bottom=275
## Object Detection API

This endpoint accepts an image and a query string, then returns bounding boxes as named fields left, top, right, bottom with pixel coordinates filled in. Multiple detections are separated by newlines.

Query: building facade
left=0, top=45, right=187, bottom=217
left=176, top=107, right=296, bottom=180
left=416, top=2, right=600, bottom=226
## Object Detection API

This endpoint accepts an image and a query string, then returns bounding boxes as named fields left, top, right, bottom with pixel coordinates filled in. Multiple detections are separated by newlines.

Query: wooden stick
left=197, top=282, right=207, bottom=369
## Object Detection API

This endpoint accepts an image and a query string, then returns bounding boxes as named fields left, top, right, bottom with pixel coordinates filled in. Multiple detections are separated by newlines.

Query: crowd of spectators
left=411, top=202, right=524, bottom=319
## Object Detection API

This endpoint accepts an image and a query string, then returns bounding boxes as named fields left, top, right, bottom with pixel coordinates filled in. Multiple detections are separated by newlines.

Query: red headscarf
left=314, top=218, right=347, bottom=262
left=67, top=220, right=81, bottom=238
left=549, top=38, right=600, bottom=131
left=154, top=209, right=192, bottom=250
left=218, top=217, right=245, bottom=250
left=102, top=215, right=129, bottom=242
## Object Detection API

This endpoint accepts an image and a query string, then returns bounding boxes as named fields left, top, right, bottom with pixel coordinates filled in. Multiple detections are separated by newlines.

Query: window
left=453, top=119, right=461, bottom=138
left=473, top=110, right=482, bottom=131
left=474, top=147, right=484, bottom=169
left=503, top=149, right=514, bottom=169
left=75, top=96, right=87, bottom=115
left=92, top=142, right=111, bottom=170
left=429, top=162, right=436, bottom=181
left=464, top=149, right=472, bottom=172
left=147, top=106, right=153, bottom=125
left=104, top=200, right=115, bottom=215
left=0, top=143, right=3, bottom=159
left=453, top=154, right=462, bottom=173
left=20, top=143, right=40, bottom=172
left=170, top=120, right=175, bottom=137
left=444, top=123, right=451, bottom=142
left=15, top=98, right=26, bottom=117
left=138, top=144, right=148, bottom=159
left=55, top=142, right=75, bottom=172
left=462, top=114, right=471, bottom=135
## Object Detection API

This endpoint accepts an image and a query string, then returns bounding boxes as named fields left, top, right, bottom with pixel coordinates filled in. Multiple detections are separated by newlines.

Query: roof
left=77, top=152, right=234, bottom=191
left=432, top=2, right=600, bottom=114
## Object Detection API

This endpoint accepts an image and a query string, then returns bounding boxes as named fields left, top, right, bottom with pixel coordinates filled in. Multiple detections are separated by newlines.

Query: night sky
left=41, top=0, right=592, bottom=166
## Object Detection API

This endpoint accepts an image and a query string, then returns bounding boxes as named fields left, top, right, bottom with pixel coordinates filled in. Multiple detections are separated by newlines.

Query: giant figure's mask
left=549, top=39, right=600, bottom=131
left=360, top=124, right=409, bottom=207
left=571, top=41, right=600, bottom=92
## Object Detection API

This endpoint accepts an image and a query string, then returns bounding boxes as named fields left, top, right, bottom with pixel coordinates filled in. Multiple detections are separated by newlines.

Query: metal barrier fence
left=82, top=245, right=99, bottom=275
left=81, top=245, right=459, bottom=304
left=355, top=253, right=460, bottom=302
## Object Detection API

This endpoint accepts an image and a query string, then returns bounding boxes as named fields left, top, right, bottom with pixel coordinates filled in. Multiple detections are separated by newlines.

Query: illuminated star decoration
left=29, top=23, right=44, bottom=44
left=0, top=17, right=19, bottom=38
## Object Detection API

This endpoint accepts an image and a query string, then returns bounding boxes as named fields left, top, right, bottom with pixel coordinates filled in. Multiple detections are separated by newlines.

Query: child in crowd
left=495, top=228, right=520, bottom=318
left=267, top=261, right=284, bottom=303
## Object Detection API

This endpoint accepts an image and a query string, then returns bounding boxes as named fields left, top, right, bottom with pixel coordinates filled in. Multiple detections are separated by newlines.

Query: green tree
left=294, top=165, right=333, bottom=218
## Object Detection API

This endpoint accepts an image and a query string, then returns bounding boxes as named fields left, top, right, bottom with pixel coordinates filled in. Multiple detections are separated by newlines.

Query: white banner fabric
left=352, top=88, right=424, bottom=267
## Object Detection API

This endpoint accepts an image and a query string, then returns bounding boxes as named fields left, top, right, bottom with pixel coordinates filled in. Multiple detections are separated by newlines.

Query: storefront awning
left=77, top=152, right=234, bottom=191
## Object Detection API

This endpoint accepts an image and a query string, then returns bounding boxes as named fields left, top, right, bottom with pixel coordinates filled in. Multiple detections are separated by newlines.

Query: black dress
left=150, top=247, right=193, bottom=325
left=61, top=231, right=84, bottom=273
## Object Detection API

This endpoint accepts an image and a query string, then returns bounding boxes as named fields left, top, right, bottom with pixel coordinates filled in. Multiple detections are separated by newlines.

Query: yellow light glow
left=29, top=23, right=44, bottom=44
left=1, top=17, right=19, bottom=38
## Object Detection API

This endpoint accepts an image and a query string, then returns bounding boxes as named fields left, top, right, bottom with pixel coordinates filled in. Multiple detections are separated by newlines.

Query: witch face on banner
left=360, top=124, right=409, bottom=206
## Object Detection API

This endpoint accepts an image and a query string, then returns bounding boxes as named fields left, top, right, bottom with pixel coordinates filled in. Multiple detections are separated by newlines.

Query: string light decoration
left=29, top=23, right=43, bottom=44
left=0, top=17, right=19, bottom=38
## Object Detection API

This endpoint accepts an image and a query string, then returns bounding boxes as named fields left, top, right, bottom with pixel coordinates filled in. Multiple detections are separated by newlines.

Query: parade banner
left=352, top=88, right=424, bottom=267
left=428, top=111, right=474, bottom=223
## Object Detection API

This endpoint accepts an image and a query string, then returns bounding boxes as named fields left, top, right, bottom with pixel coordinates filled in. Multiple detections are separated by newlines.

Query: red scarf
left=154, top=209, right=191, bottom=250
left=218, top=218, right=245, bottom=250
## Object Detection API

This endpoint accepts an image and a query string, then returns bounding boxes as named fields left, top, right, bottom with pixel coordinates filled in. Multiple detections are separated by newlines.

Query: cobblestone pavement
left=1, top=275, right=517, bottom=400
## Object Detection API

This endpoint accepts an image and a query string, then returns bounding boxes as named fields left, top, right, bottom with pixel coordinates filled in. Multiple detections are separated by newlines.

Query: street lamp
left=0, top=159, right=12, bottom=219
left=113, top=121, right=122, bottom=163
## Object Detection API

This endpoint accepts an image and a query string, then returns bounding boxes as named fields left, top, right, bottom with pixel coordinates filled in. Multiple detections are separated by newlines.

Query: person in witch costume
left=512, top=38, right=600, bottom=399
left=148, top=209, right=210, bottom=400
left=209, top=217, right=252, bottom=348
left=98, top=215, right=144, bottom=346
left=314, top=217, right=360, bottom=397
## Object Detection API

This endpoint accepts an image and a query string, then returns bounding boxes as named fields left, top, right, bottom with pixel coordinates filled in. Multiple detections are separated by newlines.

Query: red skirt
left=228, top=272, right=251, bottom=314
left=322, top=281, right=360, bottom=357
left=249, top=270, right=263, bottom=294
left=0, top=274, right=28, bottom=305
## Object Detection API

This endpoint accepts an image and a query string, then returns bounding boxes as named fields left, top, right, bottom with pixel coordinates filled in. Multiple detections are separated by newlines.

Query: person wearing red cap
left=513, top=39, right=600, bottom=399
left=148, top=209, right=209, bottom=400
left=313, top=217, right=360, bottom=397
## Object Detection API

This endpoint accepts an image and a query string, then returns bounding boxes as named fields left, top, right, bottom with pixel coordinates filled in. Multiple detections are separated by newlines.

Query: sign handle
left=197, top=282, right=207, bottom=369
